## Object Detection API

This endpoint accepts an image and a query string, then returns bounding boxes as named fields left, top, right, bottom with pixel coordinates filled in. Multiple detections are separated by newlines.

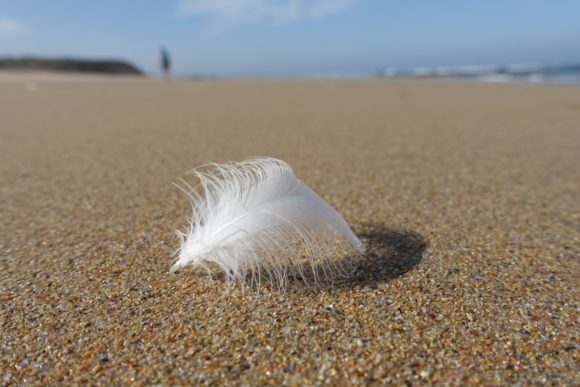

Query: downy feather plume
left=173, top=157, right=364, bottom=289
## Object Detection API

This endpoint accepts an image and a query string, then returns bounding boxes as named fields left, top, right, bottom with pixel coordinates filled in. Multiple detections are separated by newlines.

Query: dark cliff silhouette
left=0, top=57, right=143, bottom=75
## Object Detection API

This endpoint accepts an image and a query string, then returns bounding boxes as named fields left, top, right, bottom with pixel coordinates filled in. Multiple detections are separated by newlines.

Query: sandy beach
left=1, top=73, right=578, bottom=384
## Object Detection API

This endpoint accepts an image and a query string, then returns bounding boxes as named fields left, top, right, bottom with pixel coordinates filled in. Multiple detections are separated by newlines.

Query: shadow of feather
left=306, top=225, right=427, bottom=291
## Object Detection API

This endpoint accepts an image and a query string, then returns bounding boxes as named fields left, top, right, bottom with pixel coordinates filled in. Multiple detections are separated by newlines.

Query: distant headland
left=0, top=56, right=143, bottom=75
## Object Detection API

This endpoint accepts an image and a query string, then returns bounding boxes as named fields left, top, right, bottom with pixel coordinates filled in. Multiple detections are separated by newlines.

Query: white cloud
left=177, top=0, right=357, bottom=26
left=0, top=18, right=27, bottom=37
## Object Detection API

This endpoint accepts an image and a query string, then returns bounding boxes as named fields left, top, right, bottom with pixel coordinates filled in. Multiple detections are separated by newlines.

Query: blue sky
left=1, top=0, right=579, bottom=76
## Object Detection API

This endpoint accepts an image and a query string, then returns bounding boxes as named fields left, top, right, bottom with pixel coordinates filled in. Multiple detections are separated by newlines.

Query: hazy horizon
left=1, top=0, right=579, bottom=77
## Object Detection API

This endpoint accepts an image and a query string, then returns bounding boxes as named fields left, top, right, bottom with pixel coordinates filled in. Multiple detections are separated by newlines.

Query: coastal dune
left=1, top=73, right=578, bottom=384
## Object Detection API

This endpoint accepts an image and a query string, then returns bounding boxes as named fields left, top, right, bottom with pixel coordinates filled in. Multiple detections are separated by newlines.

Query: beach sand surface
left=1, top=73, right=579, bottom=384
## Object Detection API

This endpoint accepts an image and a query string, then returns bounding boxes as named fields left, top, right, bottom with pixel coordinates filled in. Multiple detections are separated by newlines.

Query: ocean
left=380, top=63, right=580, bottom=85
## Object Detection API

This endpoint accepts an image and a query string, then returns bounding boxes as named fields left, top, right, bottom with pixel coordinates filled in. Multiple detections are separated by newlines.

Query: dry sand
left=1, top=73, right=578, bottom=384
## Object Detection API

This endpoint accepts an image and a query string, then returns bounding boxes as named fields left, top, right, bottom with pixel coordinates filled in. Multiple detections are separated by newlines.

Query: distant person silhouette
left=160, top=46, right=171, bottom=79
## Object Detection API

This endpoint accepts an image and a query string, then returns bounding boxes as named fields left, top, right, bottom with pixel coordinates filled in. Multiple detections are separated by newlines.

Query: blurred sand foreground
left=1, top=72, right=578, bottom=384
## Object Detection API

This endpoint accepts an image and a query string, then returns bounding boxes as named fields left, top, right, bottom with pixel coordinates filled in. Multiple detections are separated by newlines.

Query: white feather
left=173, top=157, right=364, bottom=288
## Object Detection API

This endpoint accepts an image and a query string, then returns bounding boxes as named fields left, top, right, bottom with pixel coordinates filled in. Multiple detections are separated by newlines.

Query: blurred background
left=1, top=0, right=580, bottom=82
